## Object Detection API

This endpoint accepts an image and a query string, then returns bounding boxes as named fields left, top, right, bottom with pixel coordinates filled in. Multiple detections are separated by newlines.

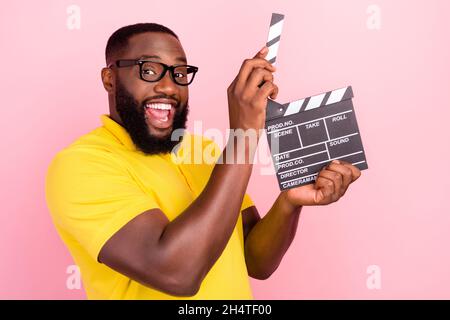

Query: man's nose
left=153, top=71, right=177, bottom=95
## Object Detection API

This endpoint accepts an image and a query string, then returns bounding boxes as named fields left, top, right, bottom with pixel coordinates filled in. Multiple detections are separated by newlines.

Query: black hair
left=105, top=23, right=179, bottom=65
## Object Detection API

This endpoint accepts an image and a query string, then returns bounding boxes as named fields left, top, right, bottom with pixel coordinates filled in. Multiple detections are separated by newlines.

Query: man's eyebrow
left=139, top=55, right=187, bottom=63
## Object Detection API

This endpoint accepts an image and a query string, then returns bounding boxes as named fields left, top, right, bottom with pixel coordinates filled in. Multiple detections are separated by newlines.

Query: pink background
left=1, top=0, right=449, bottom=299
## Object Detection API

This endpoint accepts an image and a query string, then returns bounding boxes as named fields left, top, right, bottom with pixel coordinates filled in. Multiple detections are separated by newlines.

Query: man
left=45, top=23, right=361, bottom=299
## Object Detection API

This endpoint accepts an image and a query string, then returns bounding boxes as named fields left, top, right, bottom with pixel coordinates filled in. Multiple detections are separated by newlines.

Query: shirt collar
left=100, top=114, right=190, bottom=159
left=101, top=114, right=137, bottom=151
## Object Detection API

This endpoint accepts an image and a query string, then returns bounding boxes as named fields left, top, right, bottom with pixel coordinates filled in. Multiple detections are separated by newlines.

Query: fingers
left=314, top=176, right=335, bottom=204
left=235, top=47, right=276, bottom=91
left=229, top=46, right=278, bottom=109
left=317, top=168, right=342, bottom=202
left=247, top=68, right=279, bottom=102
left=253, top=46, right=269, bottom=59
left=327, top=160, right=352, bottom=195
left=341, top=160, right=362, bottom=182
left=247, top=68, right=273, bottom=90
left=235, top=59, right=275, bottom=91
left=314, top=160, right=362, bottom=204
left=285, top=160, right=363, bottom=206
left=255, top=80, right=279, bottom=103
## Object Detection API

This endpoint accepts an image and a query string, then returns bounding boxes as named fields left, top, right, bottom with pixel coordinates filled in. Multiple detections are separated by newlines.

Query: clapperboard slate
left=265, top=86, right=368, bottom=191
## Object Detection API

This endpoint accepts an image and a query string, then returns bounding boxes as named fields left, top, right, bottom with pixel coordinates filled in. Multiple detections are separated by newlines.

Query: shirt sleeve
left=241, top=193, right=255, bottom=211
left=45, top=148, right=160, bottom=261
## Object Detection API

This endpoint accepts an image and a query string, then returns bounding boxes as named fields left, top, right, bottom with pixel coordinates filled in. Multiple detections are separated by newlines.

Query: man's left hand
left=282, top=160, right=362, bottom=208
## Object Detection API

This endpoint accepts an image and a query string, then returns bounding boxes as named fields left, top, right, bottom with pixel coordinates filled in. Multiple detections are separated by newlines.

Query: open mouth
left=144, top=102, right=176, bottom=129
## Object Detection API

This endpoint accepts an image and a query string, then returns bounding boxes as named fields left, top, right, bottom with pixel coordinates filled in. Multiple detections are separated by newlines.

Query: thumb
left=254, top=46, right=268, bottom=59
left=313, top=189, right=326, bottom=205
left=302, top=186, right=326, bottom=206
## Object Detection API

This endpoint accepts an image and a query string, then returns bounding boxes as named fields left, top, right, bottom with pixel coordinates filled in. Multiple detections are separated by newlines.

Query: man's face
left=112, top=32, right=190, bottom=155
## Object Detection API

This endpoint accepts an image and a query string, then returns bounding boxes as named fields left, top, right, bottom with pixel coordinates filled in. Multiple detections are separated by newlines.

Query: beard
left=114, top=80, right=189, bottom=155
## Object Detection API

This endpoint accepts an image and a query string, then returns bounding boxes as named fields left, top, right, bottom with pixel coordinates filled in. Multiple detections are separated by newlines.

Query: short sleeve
left=45, top=148, right=160, bottom=261
left=241, top=193, right=255, bottom=211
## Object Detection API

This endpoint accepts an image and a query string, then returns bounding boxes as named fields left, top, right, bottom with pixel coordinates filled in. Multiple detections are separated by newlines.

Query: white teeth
left=145, top=103, right=172, bottom=110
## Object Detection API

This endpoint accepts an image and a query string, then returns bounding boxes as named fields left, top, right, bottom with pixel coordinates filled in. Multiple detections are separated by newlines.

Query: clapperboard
left=264, top=13, right=368, bottom=191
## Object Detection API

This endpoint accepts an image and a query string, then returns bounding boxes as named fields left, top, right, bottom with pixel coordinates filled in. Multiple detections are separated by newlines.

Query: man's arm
left=242, top=195, right=301, bottom=280
left=243, top=160, right=361, bottom=279
left=99, top=151, right=253, bottom=296
left=98, top=46, right=278, bottom=297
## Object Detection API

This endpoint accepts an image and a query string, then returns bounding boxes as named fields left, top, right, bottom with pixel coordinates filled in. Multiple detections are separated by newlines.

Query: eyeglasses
left=108, top=59, right=198, bottom=86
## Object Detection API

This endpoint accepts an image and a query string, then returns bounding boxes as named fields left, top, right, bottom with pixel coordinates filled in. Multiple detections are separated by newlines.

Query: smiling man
left=45, top=23, right=361, bottom=300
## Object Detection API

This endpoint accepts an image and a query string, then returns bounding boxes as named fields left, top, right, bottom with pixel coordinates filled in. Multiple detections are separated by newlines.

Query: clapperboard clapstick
left=263, top=14, right=369, bottom=191
left=266, top=13, right=284, bottom=64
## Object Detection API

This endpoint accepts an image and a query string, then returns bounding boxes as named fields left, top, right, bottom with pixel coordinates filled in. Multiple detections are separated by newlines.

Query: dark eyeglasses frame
left=108, top=59, right=199, bottom=86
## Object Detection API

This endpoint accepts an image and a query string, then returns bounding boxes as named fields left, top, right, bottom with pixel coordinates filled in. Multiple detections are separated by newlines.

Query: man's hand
left=227, top=46, right=279, bottom=135
left=242, top=160, right=361, bottom=279
left=282, top=160, right=362, bottom=208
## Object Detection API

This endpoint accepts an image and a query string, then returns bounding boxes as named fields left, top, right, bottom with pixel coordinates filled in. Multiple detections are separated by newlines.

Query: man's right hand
left=227, top=46, right=279, bottom=135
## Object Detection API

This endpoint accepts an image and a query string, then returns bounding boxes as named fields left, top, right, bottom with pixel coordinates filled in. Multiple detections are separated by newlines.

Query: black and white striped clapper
left=266, top=13, right=284, bottom=64
left=265, top=86, right=369, bottom=191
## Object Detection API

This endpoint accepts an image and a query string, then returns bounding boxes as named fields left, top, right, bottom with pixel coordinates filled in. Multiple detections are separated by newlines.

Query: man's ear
left=101, top=67, right=115, bottom=94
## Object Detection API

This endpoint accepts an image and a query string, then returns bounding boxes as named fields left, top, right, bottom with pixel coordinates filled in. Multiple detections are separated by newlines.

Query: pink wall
left=1, top=0, right=449, bottom=299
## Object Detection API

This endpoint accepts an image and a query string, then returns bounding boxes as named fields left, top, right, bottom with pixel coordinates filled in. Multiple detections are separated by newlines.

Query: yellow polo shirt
left=45, top=114, right=255, bottom=300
